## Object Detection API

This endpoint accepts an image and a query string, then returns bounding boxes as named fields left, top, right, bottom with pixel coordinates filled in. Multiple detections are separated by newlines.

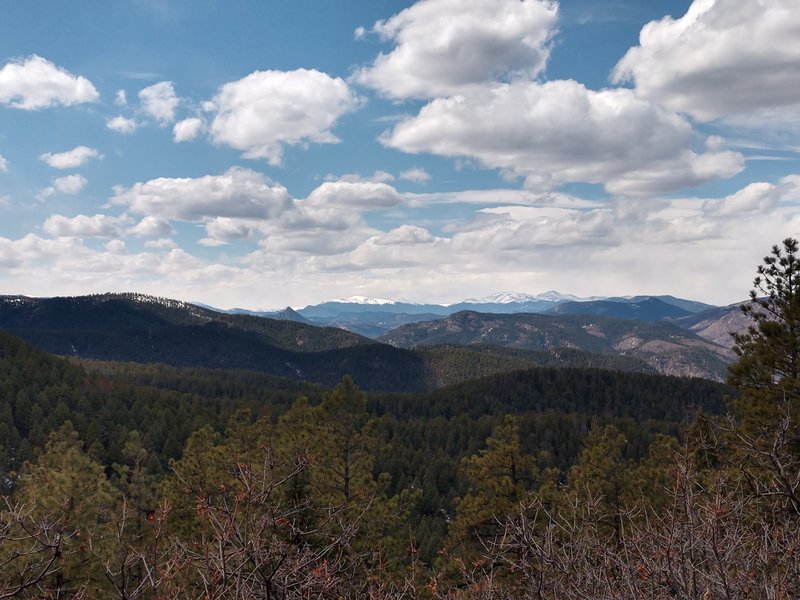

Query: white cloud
left=703, top=174, right=800, bottom=216
left=53, top=174, right=87, bottom=194
left=355, top=0, right=558, bottom=99
left=0, top=55, right=98, bottom=110
left=106, top=115, right=138, bottom=134
left=38, top=174, right=88, bottom=200
left=325, top=170, right=395, bottom=184
left=105, top=239, right=126, bottom=254
left=1, top=173, right=798, bottom=309
left=139, top=81, right=179, bottom=125
left=383, top=80, right=744, bottom=196
left=454, top=205, right=615, bottom=249
left=305, top=181, right=404, bottom=209
left=198, top=237, right=230, bottom=247
left=0, top=154, right=7, bottom=172
left=204, top=217, right=259, bottom=242
left=128, top=216, right=175, bottom=237
left=208, top=69, right=361, bottom=164
left=39, top=145, right=100, bottom=169
left=43, top=213, right=130, bottom=238
left=173, top=117, right=204, bottom=142
left=112, top=167, right=293, bottom=221
left=399, top=167, right=431, bottom=183
left=704, top=182, right=780, bottom=216
left=613, top=0, right=800, bottom=123
left=115, top=89, right=127, bottom=106
left=144, top=238, right=178, bottom=249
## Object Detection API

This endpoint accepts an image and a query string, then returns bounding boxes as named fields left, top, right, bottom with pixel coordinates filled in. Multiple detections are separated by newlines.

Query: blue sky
left=0, top=0, right=798, bottom=308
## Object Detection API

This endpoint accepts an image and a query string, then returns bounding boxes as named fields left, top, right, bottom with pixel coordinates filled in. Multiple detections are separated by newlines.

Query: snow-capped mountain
left=330, top=295, right=415, bottom=306
left=459, top=291, right=585, bottom=305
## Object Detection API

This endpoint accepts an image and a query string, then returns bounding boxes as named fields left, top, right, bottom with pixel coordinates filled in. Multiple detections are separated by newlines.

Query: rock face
left=668, top=302, right=754, bottom=349
left=380, top=311, right=734, bottom=381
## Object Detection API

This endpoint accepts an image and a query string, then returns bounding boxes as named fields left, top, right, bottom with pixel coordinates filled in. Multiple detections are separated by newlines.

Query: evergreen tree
left=11, top=422, right=119, bottom=596
left=730, top=237, right=800, bottom=406
left=451, top=415, right=551, bottom=543
left=727, top=238, right=800, bottom=515
left=567, top=423, right=634, bottom=543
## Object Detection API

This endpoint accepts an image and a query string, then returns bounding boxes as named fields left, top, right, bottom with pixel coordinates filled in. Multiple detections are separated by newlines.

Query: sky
left=0, top=0, right=798, bottom=309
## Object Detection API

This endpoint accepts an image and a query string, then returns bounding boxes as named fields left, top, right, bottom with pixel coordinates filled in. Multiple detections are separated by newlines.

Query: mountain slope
left=669, top=302, right=753, bottom=348
left=380, top=311, right=734, bottom=381
left=0, top=293, right=367, bottom=352
left=0, top=294, right=432, bottom=391
left=545, top=297, right=692, bottom=321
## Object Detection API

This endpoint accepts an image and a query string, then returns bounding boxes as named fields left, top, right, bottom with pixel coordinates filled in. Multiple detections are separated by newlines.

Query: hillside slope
left=0, top=294, right=429, bottom=391
left=380, top=311, right=734, bottom=381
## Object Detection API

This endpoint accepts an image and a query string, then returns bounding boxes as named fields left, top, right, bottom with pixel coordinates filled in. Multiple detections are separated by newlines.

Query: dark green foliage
left=1, top=293, right=436, bottom=392
left=546, top=297, right=692, bottom=321
left=730, top=237, right=800, bottom=401
left=1, top=293, right=733, bottom=392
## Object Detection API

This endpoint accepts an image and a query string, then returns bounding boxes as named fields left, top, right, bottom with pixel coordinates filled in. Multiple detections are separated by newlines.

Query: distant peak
left=460, top=291, right=582, bottom=304
left=532, top=290, right=584, bottom=302
left=330, top=295, right=400, bottom=305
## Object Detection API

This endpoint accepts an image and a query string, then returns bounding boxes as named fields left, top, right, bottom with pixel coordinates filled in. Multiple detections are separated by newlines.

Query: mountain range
left=0, top=291, right=751, bottom=386
left=221, top=291, right=720, bottom=337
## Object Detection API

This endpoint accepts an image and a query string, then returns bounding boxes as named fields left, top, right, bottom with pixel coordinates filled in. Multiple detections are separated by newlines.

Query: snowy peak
left=461, top=291, right=540, bottom=304
left=531, top=290, right=585, bottom=302
left=330, top=295, right=404, bottom=306
left=461, top=291, right=582, bottom=304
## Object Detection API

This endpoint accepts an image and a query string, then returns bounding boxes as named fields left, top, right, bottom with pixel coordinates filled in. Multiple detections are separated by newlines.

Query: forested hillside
left=0, top=293, right=704, bottom=391
left=0, top=240, right=797, bottom=598
left=380, top=310, right=733, bottom=380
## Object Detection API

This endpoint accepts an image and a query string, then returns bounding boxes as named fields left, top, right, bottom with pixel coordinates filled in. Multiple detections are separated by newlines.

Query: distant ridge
left=291, top=291, right=720, bottom=337
left=545, top=297, right=692, bottom=322
left=379, top=310, right=734, bottom=381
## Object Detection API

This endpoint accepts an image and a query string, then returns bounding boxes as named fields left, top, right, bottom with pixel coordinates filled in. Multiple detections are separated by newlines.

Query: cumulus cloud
left=0, top=55, right=98, bottom=110
left=53, top=174, right=87, bottom=194
left=39, top=145, right=100, bottom=169
left=613, top=0, right=800, bottom=123
left=1, top=173, right=798, bottom=309
left=115, top=89, right=127, bottom=106
left=128, top=216, right=175, bottom=237
left=0, top=154, right=7, bottom=172
left=112, top=167, right=293, bottom=221
left=204, top=217, right=260, bottom=242
left=173, top=117, right=204, bottom=142
left=704, top=182, right=779, bottom=216
left=144, top=238, right=178, bottom=249
left=399, top=167, right=431, bottom=183
left=38, top=174, right=88, bottom=200
left=207, top=69, right=361, bottom=164
left=139, top=81, right=179, bottom=125
left=704, top=174, right=800, bottom=216
left=43, top=213, right=130, bottom=238
left=454, top=205, right=615, bottom=249
left=106, top=115, right=138, bottom=134
left=355, top=0, right=558, bottom=99
left=305, top=181, right=405, bottom=209
left=383, top=80, right=744, bottom=195
left=105, top=239, right=126, bottom=254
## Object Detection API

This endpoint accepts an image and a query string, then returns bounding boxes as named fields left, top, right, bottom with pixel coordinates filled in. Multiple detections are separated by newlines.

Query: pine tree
left=729, top=237, right=800, bottom=406
left=10, top=422, right=118, bottom=596
left=726, top=238, right=800, bottom=515
left=567, top=423, right=634, bottom=543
